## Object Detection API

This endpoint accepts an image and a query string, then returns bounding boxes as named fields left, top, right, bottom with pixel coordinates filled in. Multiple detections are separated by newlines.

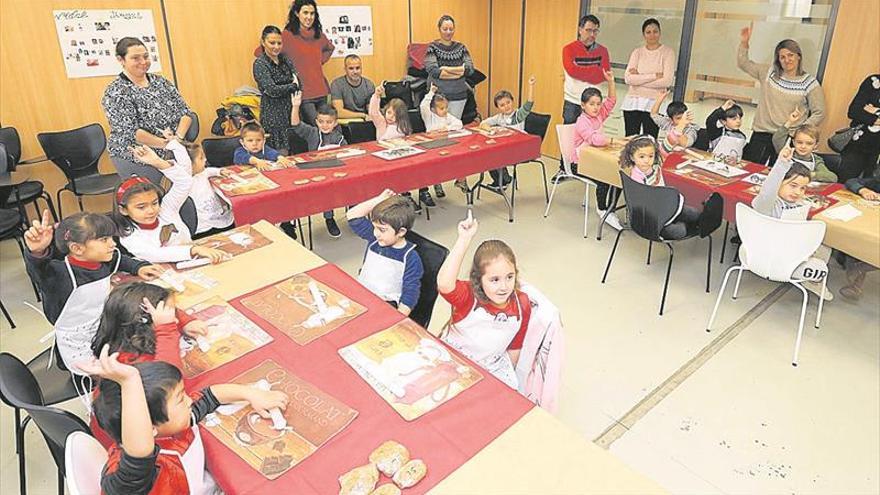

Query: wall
left=489, top=0, right=525, bottom=108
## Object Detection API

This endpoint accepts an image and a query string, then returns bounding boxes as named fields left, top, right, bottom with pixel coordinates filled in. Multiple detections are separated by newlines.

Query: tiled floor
left=1, top=157, right=877, bottom=494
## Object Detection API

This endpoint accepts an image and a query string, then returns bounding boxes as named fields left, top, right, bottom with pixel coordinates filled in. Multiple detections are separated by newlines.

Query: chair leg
left=815, top=275, right=828, bottom=329
left=791, top=282, right=810, bottom=367
left=307, top=217, right=313, bottom=251
left=18, top=410, right=28, bottom=495
left=601, top=229, right=624, bottom=284
left=40, top=192, right=59, bottom=222
left=296, top=219, right=305, bottom=247
left=540, top=163, right=549, bottom=204
left=659, top=244, right=674, bottom=316
left=57, top=468, right=64, bottom=495
left=13, top=237, right=41, bottom=302
left=511, top=165, right=518, bottom=207
left=582, top=184, right=589, bottom=238
left=76, top=194, right=84, bottom=212
left=1, top=299, right=14, bottom=328
left=706, top=235, right=713, bottom=293
left=647, top=241, right=653, bottom=265
left=707, top=265, right=742, bottom=332
left=719, top=221, right=729, bottom=264
left=543, top=176, right=562, bottom=217
left=732, top=267, right=745, bottom=300
left=55, top=189, right=64, bottom=219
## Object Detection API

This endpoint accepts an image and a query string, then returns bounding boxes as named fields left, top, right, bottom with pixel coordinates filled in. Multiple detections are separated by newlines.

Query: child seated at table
left=751, top=146, right=832, bottom=299
left=706, top=99, right=747, bottom=159
left=650, top=90, right=698, bottom=159
left=619, top=135, right=702, bottom=239
left=436, top=211, right=531, bottom=389
left=180, top=140, right=235, bottom=238
left=420, top=84, right=463, bottom=200
left=478, top=76, right=537, bottom=190
left=233, top=122, right=294, bottom=171
left=290, top=90, right=345, bottom=238
left=771, top=108, right=837, bottom=182
left=83, top=347, right=287, bottom=495
left=566, top=69, right=622, bottom=230
left=346, top=189, right=423, bottom=316
left=838, top=176, right=880, bottom=301
left=369, top=86, right=424, bottom=211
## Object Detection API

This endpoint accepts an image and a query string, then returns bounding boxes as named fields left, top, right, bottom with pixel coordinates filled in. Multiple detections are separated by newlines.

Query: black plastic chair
left=408, top=109, right=427, bottom=134
left=601, top=172, right=723, bottom=315
left=26, top=405, right=91, bottom=495
left=404, top=230, right=449, bottom=329
left=341, top=121, right=377, bottom=144
left=0, top=351, right=80, bottom=495
left=202, top=136, right=241, bottom=167
left=0, top=206, right=41, bottom=305
left=180, top=197, right=198, bottom=236
left=184, top=112, right=200, bottom=142
left=511, top=112, right=552, bottom=205
left=0, top=128, right=58, bottom=222
left=287, top=128, right=311, bottom=155
left=693, top=127, right=710, bottom=151
left=37, top=124, right=120, bottom=218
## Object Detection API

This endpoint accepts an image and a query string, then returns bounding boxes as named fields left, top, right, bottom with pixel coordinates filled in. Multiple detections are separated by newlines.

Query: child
left=751, top=146, right=832, bottom=299
left=479, top=76, right=537, bottom=189
left=706, top=99, right=747, bottom=159
left=436, top=211, right=531, bottom=389
left=112, top=139, right=228, bottom=264
left=82, top=346, right=287, bottom=495
left=772, top=108, right=837, bottom=182
left=838, top=176, right=879, bottom=300
left=23, top=210, right=162, bottom=373
left=650, top=90, right=698, bottom=158
left=619, top=135, right=701, bottom=239
left=369, top=86, right=423, bottom=210
left=233, top=122, right=295, bottom=170
left=569, top=69, right=622, bottom=230
left=346, top=189, right=423, bottom=316
left=181, top=141, right=235, bottom=237
left=290, top=90, right=347, bottom=238
left=419, top=84, right=463, bottom=199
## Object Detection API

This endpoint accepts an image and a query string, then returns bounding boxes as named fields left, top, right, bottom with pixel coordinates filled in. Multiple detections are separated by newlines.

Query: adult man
left=330, top=54, right=376, bottom=120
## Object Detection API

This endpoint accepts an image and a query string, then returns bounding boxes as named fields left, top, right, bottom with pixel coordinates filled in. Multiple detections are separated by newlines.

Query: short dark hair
left=240, top=122, right=265, bottom=138
left=581, top=87, right=602, bottom=103
left=370, top=196, right=416, bottom=233
left=316, top=104, right=338, bottom=119
left=54, top=212, right=117, bottom=254
left=642, top=18, right=660, bottom=33
left=261, top=25, right=281, bottom=41
left=430, top=91, right=449, bottom=110
left=579, top=14, right=600, bottom=28
left=785, top=162, right=812, bottom=182
left=286, top=0, right=322, bottom=39
left=437, top=14, right=455, bottom=29
left=666, top=101, right=688, bottom=119
left=115, top=37, right=145, bottom=58
left=91, top=282, right=172, bottom=359
left=723, top=104, right=744, bottom=120
left=493, top=90, right=514, bottom=107
left=94, top=361, right=183, bottom=444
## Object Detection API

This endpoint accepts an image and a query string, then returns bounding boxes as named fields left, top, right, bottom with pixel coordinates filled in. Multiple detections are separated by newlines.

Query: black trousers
left=835, top=146, right=880, bottom=183
left=743, top=131, right=778, bottom=165
left=623, top=110, right=660, bottom=138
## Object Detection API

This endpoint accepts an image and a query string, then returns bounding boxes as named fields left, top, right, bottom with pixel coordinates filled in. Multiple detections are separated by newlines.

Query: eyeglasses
left=583, top=28, right=600, bottom=34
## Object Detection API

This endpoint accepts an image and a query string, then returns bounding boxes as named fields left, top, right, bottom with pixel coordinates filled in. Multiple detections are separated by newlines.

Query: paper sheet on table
left=688, top=159, right=750, bottom=178
left=821, top=203, right=863, bottom=222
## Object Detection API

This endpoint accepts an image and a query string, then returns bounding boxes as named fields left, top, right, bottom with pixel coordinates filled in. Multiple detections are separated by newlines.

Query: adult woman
left=424, top=15, right=474, bottom=120
left=622, top=18, right=676, bottom=138
left=281, top=0, right=333, bottom=124
left=102, top=37, right=193, bottom=184
left=737, top=23, right=826, bottom=164
left=836, top=74, right=880, bottom=182
left=253, top=25, right=299, bottom=152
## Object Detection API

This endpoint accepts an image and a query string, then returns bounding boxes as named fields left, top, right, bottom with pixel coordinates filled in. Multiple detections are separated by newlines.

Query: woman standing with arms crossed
left=253, top=25, right=299, bottom=153
left=424, top=15, right=475, bottom=121
left=621, top=18, right=676, bottom=138
left=281, top=0, right=333, bottom=124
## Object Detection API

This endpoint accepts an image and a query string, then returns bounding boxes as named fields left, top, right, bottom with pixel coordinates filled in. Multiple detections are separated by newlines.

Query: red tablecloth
left=189, top=263, right=534, bottom=494
left=662, top=153, right=843, bottom=222
left=226, top=131, right=542, bottom=225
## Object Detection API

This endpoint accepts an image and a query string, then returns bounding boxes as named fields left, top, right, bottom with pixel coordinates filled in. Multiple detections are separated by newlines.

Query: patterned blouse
left=253, top=53, right=299, bottom=151
left=102, top=73, right=191, bottom=163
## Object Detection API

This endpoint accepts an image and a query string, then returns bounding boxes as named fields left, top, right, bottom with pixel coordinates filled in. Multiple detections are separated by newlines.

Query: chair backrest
left=342, top=121, right=377, bottom=144
left=0, top=126, right=22, bottom=170
left=693, top=127, right=710, bottom=151
left=179, top=197, right=198, bottom=235
left=408, top=109, right=426, bottom=134
left=619, top=171, right=682, bottom=241
left=735, top=202, right=826, bottom=282
left=287, top=129, right=311, bottom=155
left=201, top=136, right=240, bottom=167
left=184, top=112, right=200, bottom=142
left=555, top=124, right=577, bottom=174
left=25, top=404, right=91, bottom=477
left=404, top=230, right=449, bottom=329
left=816, top=152, right=841, bottom=173
left=65, top=431, right=108, bottom=495
left=524, top=112, right=552, bottom=141
left=37, top=123, right=106, bottom=180
left=0, top=352, right=45, bottom=408
left=699, top=192, right=724, bottom=238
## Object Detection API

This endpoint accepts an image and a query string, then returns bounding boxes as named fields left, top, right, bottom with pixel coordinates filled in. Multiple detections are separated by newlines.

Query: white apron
left=442, top=296, right=522, bottom=389
left=357, top=242, right=414, bottom=304
left=712, top=132, right=746, bottom=160
left=159, top=423, right=218, bottom=495
left=792, top=154, right=816, bottom=172
left=318, top=135, right=343, bottom=150
left=54, top=252, right=121, bottom=373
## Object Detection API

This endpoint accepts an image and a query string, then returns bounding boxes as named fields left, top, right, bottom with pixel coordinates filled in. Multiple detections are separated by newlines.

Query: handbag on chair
left=827, top=125, right=862, bottom=153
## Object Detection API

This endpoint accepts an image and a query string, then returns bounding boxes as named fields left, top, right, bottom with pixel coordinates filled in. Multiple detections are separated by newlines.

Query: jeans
left=835, top=146, right=880, bottom=183
left=299, top=96, right=327, bottom=125
left=623, top=110, right=659, bottom=138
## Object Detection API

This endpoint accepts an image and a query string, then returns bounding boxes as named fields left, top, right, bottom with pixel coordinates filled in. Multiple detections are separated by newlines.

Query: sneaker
left=454, top=179, right=469, bottom=193
left=839, top=283, right=863, bottom=302
left=803, top=280, right=833, bottom=301
left=402, top=193, right=422, bottom=212
left=434, top=184, right=446, bottom=198
left=596, top=209, right=623, bottom=230
left=279, top=221, right=297, bottom=240
left=419, top=190, right=436, bottom=208
left=325, top=218, right=341, bottom=238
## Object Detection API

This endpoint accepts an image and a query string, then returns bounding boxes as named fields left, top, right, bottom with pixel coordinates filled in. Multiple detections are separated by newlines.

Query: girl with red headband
left=111, top=137, right=227, bottom=264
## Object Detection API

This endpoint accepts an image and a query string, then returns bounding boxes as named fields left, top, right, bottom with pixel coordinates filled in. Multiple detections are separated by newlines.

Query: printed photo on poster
left=318, top=5, right=373, bottom=57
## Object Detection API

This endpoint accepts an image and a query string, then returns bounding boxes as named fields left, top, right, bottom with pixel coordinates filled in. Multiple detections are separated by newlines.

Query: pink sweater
left=571, top=95, right=616, bottom=163
left=623, top=45, right=676, bottom=100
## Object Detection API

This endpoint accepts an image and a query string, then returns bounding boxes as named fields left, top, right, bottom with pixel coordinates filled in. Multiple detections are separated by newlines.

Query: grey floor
left=1, top=157, right=877, bottom=494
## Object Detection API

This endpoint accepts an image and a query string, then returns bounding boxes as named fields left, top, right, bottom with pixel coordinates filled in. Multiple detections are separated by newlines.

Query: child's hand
left=247, top=389, right=290, bottom=419
left=779, top=146, right=794, bottom=161
left=657, top=88, right=670, bottom=101
left=430, top=83, right=438, bottom=93
left=457, top=210, right=478, bottom=239
left=786, top=106, right=803, bottom=126
left=740, top=22, right=752, bottom=45
left=291, top=91, right=303, bottom=107
left=277, top=156, right=293, bottom=166
left=182, top=319, right=211, bottom=338
left=375, top=85, right=386, bottom=98
left=528, top=75, right=536, bottom=85
left=722, top=99, right=735, bottom=110
left=23, top=209, right=54, bottom=254
left=858, top=187, right=880, bottom=201
left=137, top=264, right=165, bottom=280
left=219, top=167, right=234, bottom=177
left=131, top=145, right=167, bottom=168
left=191, top=245, right=229, bottom=264
left=253, top=159, right=273, bottom=171
left=627, top=67, right=639, bottom=75
left=380, top=188, right=395, bottom=200
left=603, top=69, right=614, bottom=82
left=76, top=344, right=139, bottom=383
left=141, top=297, right=177, bottom=326
left=684, top=110, right=694, bottom=125
left=160, top=128, right=176, bottom=142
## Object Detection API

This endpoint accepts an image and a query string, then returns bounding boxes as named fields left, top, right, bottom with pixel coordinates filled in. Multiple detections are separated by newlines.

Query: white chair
left=65, top=431, right=107, bottom=495
left=543, top=124, right=597, bottom=238
left=706, top=203, right=828, bottom=366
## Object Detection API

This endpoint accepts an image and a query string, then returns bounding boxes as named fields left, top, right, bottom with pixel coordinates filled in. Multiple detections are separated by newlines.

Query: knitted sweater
left=737, top=45, right=826, bottom=133
left=424, top=41, right=475, bottom=101
left=623, top=45, right=676, bottom=100
left=562, top=41, right=611, bottom=104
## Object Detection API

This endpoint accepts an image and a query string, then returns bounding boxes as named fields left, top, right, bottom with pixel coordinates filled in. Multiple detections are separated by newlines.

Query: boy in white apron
left=346, top=189, right=424, bottom=316
left=706, top=99, right=747, bottom=161
left=83, top=347, right=288, bottom=495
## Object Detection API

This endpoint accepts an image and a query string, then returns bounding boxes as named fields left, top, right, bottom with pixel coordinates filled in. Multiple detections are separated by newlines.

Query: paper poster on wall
left=53, top=9, right=162, bottom=79
left=318, top=6, right=373, bottom=57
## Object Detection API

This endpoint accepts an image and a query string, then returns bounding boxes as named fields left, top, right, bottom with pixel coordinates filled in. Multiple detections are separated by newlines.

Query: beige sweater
left=737, top=45, right=825, bottom=133
left=623, top=45, right=677, bottom=100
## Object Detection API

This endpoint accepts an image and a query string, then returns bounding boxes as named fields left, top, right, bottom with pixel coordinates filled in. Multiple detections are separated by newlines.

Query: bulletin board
left=53, top=9, right=162, bottom=79
left=318, top=5, right=374, bottom=58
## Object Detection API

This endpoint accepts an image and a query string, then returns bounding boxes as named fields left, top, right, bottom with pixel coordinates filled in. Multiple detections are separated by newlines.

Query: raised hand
left=657, top=88, right=670, bottom=101
left=137, top=264, right=164, bottom=280
left=786, top=106, right=803, bottom=125
left=722, top=99, right=735, bottom=110
left=603, top=69, right=614, bottom=83
left=23, top=209, right=54, bottom=253
left=141, top=297, right=177, bottom=326
left=740, top=22, right=753, bottom=45
left=430, top=83, right=438, bottom=93
left=457, top=210, right=478, bottom=239
left=75, top=344, right=139, bottom=383
left=528, top=75, right=537, bottom=85
left=130, top=144, right=168, bottom=168
left=291, top=91, right=303, bottom=107
left=779, top=145, right=794, bottom=161
left=380, top=188, right=396, bottom=199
